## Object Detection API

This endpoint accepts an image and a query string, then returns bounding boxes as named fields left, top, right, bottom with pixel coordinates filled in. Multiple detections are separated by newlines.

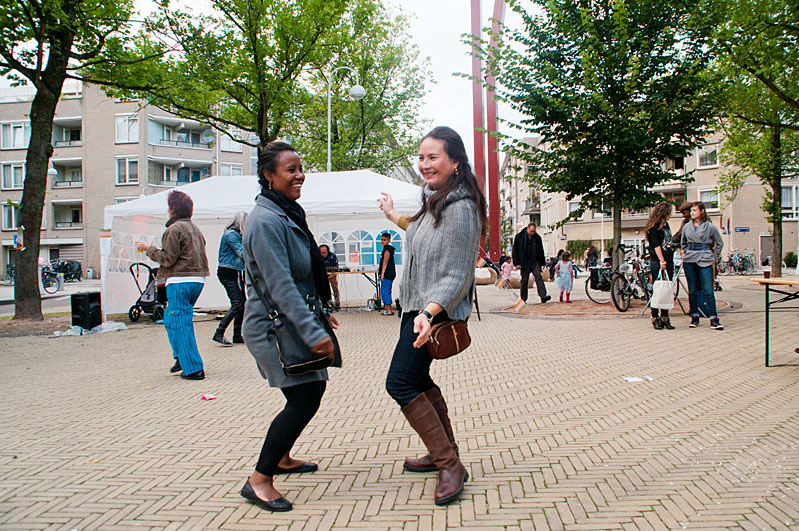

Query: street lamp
left=327, top=66, right=366, bottom=173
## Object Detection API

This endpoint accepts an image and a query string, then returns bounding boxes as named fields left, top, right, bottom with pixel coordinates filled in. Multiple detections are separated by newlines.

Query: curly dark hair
left=168, top=190, right=193, bottom=219
left=408, top=126, right=488, bottom=238
left=257, top=141, right=297, bottom=190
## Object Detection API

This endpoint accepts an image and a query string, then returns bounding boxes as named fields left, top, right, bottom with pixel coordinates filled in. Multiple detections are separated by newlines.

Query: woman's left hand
left=328, top=314, right=340, bottom=330
left=412, top=314, right=432, bottom=349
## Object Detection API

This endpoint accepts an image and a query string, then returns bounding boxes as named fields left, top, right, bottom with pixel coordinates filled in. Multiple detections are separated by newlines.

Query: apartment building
left=501, top=134, right=799, bottom=264
left=0, top=82, right=251, bottom=275
left=499, top=137, right=541, bottom=251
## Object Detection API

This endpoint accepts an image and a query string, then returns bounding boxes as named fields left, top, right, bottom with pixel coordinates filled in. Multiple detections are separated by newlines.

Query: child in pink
left=500, top=257, right=513, bottom=289
left=554, top=251, right=577, bottom=302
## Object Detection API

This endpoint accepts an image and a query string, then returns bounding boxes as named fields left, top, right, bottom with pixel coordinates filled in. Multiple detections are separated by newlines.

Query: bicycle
left=585, top=264, right=612, bottom=304
left=2, top=264, right=14, bottom=285
left=41, top=264, right=60, bottom=294
left=610, top=251, right=653, bottom=312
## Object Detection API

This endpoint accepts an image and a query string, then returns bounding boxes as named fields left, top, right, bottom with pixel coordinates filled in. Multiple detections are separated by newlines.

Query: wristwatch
left=421, top=310, right=434, bottom=323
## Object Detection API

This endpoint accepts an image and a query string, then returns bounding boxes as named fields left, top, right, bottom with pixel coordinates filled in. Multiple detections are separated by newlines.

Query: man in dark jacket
left=512, top=222, right=551, bottom=303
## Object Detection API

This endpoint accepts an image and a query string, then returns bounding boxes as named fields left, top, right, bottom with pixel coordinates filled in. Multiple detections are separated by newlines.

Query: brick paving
left=1, top=276, right=798, bottom=530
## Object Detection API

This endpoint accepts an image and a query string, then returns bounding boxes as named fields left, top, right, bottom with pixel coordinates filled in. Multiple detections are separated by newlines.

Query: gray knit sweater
left=400, top=186, right=481, bottom=320
left=681, top=220, right=723, bottom=267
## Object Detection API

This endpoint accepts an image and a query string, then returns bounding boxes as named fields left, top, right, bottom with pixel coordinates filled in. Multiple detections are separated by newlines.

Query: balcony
left=148, top=115, right=212, bottom=150
left=148, top=158, right=211, bottom=187
left=52, top=117, right=82, bottom=148
left=51, top=160, right=82, bottom=189
left=52, top=202, right=83, bottom=230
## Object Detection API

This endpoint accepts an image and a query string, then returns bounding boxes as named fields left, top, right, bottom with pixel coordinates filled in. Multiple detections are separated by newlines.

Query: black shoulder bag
left=246, top=265, right=341, bottom=377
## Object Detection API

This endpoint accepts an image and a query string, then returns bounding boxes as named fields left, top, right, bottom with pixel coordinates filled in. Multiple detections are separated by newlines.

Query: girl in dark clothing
left=213, top=211, right=247, bottom=346
left=645, top=202, right=675, bottom=330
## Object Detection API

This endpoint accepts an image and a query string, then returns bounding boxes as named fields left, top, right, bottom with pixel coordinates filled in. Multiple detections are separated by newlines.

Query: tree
left=475, top=0, right=719, bottom=268
left=285, top=2, right=430, bottom=174
left=709, top=0, right=799, bottom=277
left=0, top=0, right=136, bottom=319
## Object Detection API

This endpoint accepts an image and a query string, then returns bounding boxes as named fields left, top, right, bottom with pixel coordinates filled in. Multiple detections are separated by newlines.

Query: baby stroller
left=128, top=262, right=166, bottom=322
left=52, top=259, right=82, bottom=282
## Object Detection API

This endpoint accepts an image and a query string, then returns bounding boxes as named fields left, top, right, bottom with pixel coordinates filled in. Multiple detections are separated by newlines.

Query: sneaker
left=541, top=295, right=552, bottom=304
left=710, top=318, right=724, bottom=330
left=689, top=316, right=699, bottom=328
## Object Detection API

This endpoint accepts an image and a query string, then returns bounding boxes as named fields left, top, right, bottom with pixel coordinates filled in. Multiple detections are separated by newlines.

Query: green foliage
left=566, top=240, right=592, bottom=263
left=785, top=251, right=798, bottom=268
left=476, top=0, right=719, bottom=221
left=287, top=2, right=430, bottom=173
left=500, top=215, right=514, bottom=252
left=89, top=0, right=428, bottom=167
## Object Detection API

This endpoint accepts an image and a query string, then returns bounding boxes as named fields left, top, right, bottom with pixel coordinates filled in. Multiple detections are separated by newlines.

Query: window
left=319, top=232, right=346, bottom=258
left=2, top=204, right=18, bottom=230
left=220, top=162, right=243, bottom=176
left=593, top=205, right=612, bottom=219
left=116, top=157, right=139, bottom=185
left=568, top=201, right=581, bottom=215
left=71, top=208, right=82, bottom=224
left=115, top=114, right=138, bottom=143
left=347, top=230, right=376, bottom=266
left=220, top=130, right=243, bottom=152
left=699, top=188, right=719, bottom=210
left=783, top=185, right=798, bottom=220
left=176, top=128, right=200, bottom=146
left=115, top=197, right=137, bottom=204
left=697, top=144, right=719, bottom=169
left=1, top=122, right=30, bottom=149
left=1, top=162, right=25, bottom=190
left=64, top=128, right=80, bottom=143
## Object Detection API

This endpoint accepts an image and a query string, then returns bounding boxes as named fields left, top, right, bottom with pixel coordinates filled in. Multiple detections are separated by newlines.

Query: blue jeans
left=165, top=282, right=205, bottom=374
left=683, top=262, right=717, bottom=318
left=385, top=311, right=441, bottom=407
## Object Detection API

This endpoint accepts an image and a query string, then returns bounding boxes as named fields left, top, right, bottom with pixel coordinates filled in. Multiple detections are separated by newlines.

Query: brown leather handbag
left=426, top=320, right=471, bottom=359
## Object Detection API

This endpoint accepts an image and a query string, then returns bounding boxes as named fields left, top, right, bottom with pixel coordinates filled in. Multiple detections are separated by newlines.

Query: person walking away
left=379, top=232, right=397, bottom=315
left=240, top=142, right=341, bottom=512
left=681, top=201, right=724, bottom=330
left=645, top=202, right=676, bottom=330
left=377, top=126, right=485, bottom=505
left=135, top=190, right=209, bottom=380
left=549, top=248, right=564, bottom=281
left=320, top=245, right=340, bottom=310
left=585, top=245, right=599, bottom=267
left=213, top=211, right=247, bottom=346
left=554, top=251, right=576, bottom=302
left=512, top=223, right=552, bottom=303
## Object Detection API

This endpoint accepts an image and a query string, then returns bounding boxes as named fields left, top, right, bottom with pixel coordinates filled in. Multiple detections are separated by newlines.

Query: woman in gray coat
left=378, top=126, right=487, bottom=505
left=239, top=142, right=339, bottom=512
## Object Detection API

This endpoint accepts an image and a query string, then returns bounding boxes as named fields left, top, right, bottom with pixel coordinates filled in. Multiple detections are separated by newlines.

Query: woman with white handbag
left=645, top=203, right=676, bottom=330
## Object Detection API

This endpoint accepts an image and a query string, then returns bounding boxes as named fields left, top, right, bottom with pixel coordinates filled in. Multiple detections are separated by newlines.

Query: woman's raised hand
left=378, top=193, right=395, bottom=219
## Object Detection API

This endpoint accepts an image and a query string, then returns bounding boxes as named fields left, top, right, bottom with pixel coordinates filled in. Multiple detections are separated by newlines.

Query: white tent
left=102, top=170, right=421, bottom=315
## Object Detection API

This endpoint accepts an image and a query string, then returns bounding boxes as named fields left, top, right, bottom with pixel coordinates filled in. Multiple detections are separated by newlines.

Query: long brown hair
left=408, top=126, right=488, bottom=238
left=644, top=202, right=672, bottom=235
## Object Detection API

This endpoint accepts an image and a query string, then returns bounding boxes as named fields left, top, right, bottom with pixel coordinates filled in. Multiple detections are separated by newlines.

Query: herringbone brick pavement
left=1, top=276, right=797, bottom=530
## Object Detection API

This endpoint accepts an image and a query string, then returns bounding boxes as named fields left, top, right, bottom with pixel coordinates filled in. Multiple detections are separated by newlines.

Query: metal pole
left=484, top=0, right=506, bottom=261
left=326, top=67, right=359, bottom=173
left=470, top=0, right=485, bottom=191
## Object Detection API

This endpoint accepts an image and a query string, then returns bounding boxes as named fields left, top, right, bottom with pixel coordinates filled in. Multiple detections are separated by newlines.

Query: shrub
left=785, top=252, right=798, bottom=268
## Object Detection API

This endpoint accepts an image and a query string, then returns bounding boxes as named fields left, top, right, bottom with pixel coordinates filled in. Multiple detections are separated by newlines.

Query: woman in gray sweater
left=681, top=201, right=724, bottom=330
left=379, top=126, right=487, bottom=505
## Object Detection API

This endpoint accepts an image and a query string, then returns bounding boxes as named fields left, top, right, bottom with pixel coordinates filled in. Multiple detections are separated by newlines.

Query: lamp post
left=327, top=66, right=366, bottom=173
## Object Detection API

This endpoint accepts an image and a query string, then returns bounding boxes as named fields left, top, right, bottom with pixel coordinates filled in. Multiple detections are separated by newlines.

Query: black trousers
left=255, top=381, right=326, bottom=476
left=520, top=265, right=547, bottom=302
left=216, top=267, right=245, bottom=337
left=385, top=311, right=445, bottom=407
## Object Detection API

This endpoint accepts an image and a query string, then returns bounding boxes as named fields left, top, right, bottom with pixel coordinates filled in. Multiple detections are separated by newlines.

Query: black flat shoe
left=240, top=480, right=292, bottom=512
left=274, top=462, right=318, bottom=475
left=180, top=370, right=205, bottom=380
left=169, top=359, right=181, bottom=373
left=213, top=333, right=233, bottom=347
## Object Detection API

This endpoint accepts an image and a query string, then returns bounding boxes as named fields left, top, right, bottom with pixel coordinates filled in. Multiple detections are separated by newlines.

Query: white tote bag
left=650, top=270, right=674, bottom=310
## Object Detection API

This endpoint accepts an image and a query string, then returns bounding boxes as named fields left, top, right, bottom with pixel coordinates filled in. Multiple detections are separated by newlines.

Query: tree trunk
left=612, top=198, right=622, bottom=271
left=770, top=126, right=782, bottom=277
left=14, top=40, right=72, bottom=319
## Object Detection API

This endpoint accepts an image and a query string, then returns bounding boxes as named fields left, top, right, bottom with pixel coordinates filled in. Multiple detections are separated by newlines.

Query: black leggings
left=255, top=381, right=326, bottom=477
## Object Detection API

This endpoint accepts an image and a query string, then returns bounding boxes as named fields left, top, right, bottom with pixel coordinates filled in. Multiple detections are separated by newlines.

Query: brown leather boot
left=404, top=388, right=458, bottom=472
left=401, top=393, right=468, bottom=505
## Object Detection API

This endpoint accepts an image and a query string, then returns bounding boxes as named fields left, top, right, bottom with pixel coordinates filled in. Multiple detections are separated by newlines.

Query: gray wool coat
left=242, top=195, right=330, bottom=388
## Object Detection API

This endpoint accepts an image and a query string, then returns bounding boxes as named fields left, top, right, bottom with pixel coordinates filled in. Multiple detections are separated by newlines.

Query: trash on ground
left=623, top=376, right=654, bottom=382
left=200, top=394, right=217, bottom=401
left=54, top=321, right=128, bottom=336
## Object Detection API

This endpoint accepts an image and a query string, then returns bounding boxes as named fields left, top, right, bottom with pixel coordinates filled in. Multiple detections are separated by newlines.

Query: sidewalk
left=0, top=278, right=102, bottom=305
left=2, top=277, right=798, bottom=529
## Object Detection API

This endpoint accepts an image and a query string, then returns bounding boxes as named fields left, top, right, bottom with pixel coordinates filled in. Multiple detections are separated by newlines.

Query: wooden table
left=750, top=277, right=799, bottom=366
